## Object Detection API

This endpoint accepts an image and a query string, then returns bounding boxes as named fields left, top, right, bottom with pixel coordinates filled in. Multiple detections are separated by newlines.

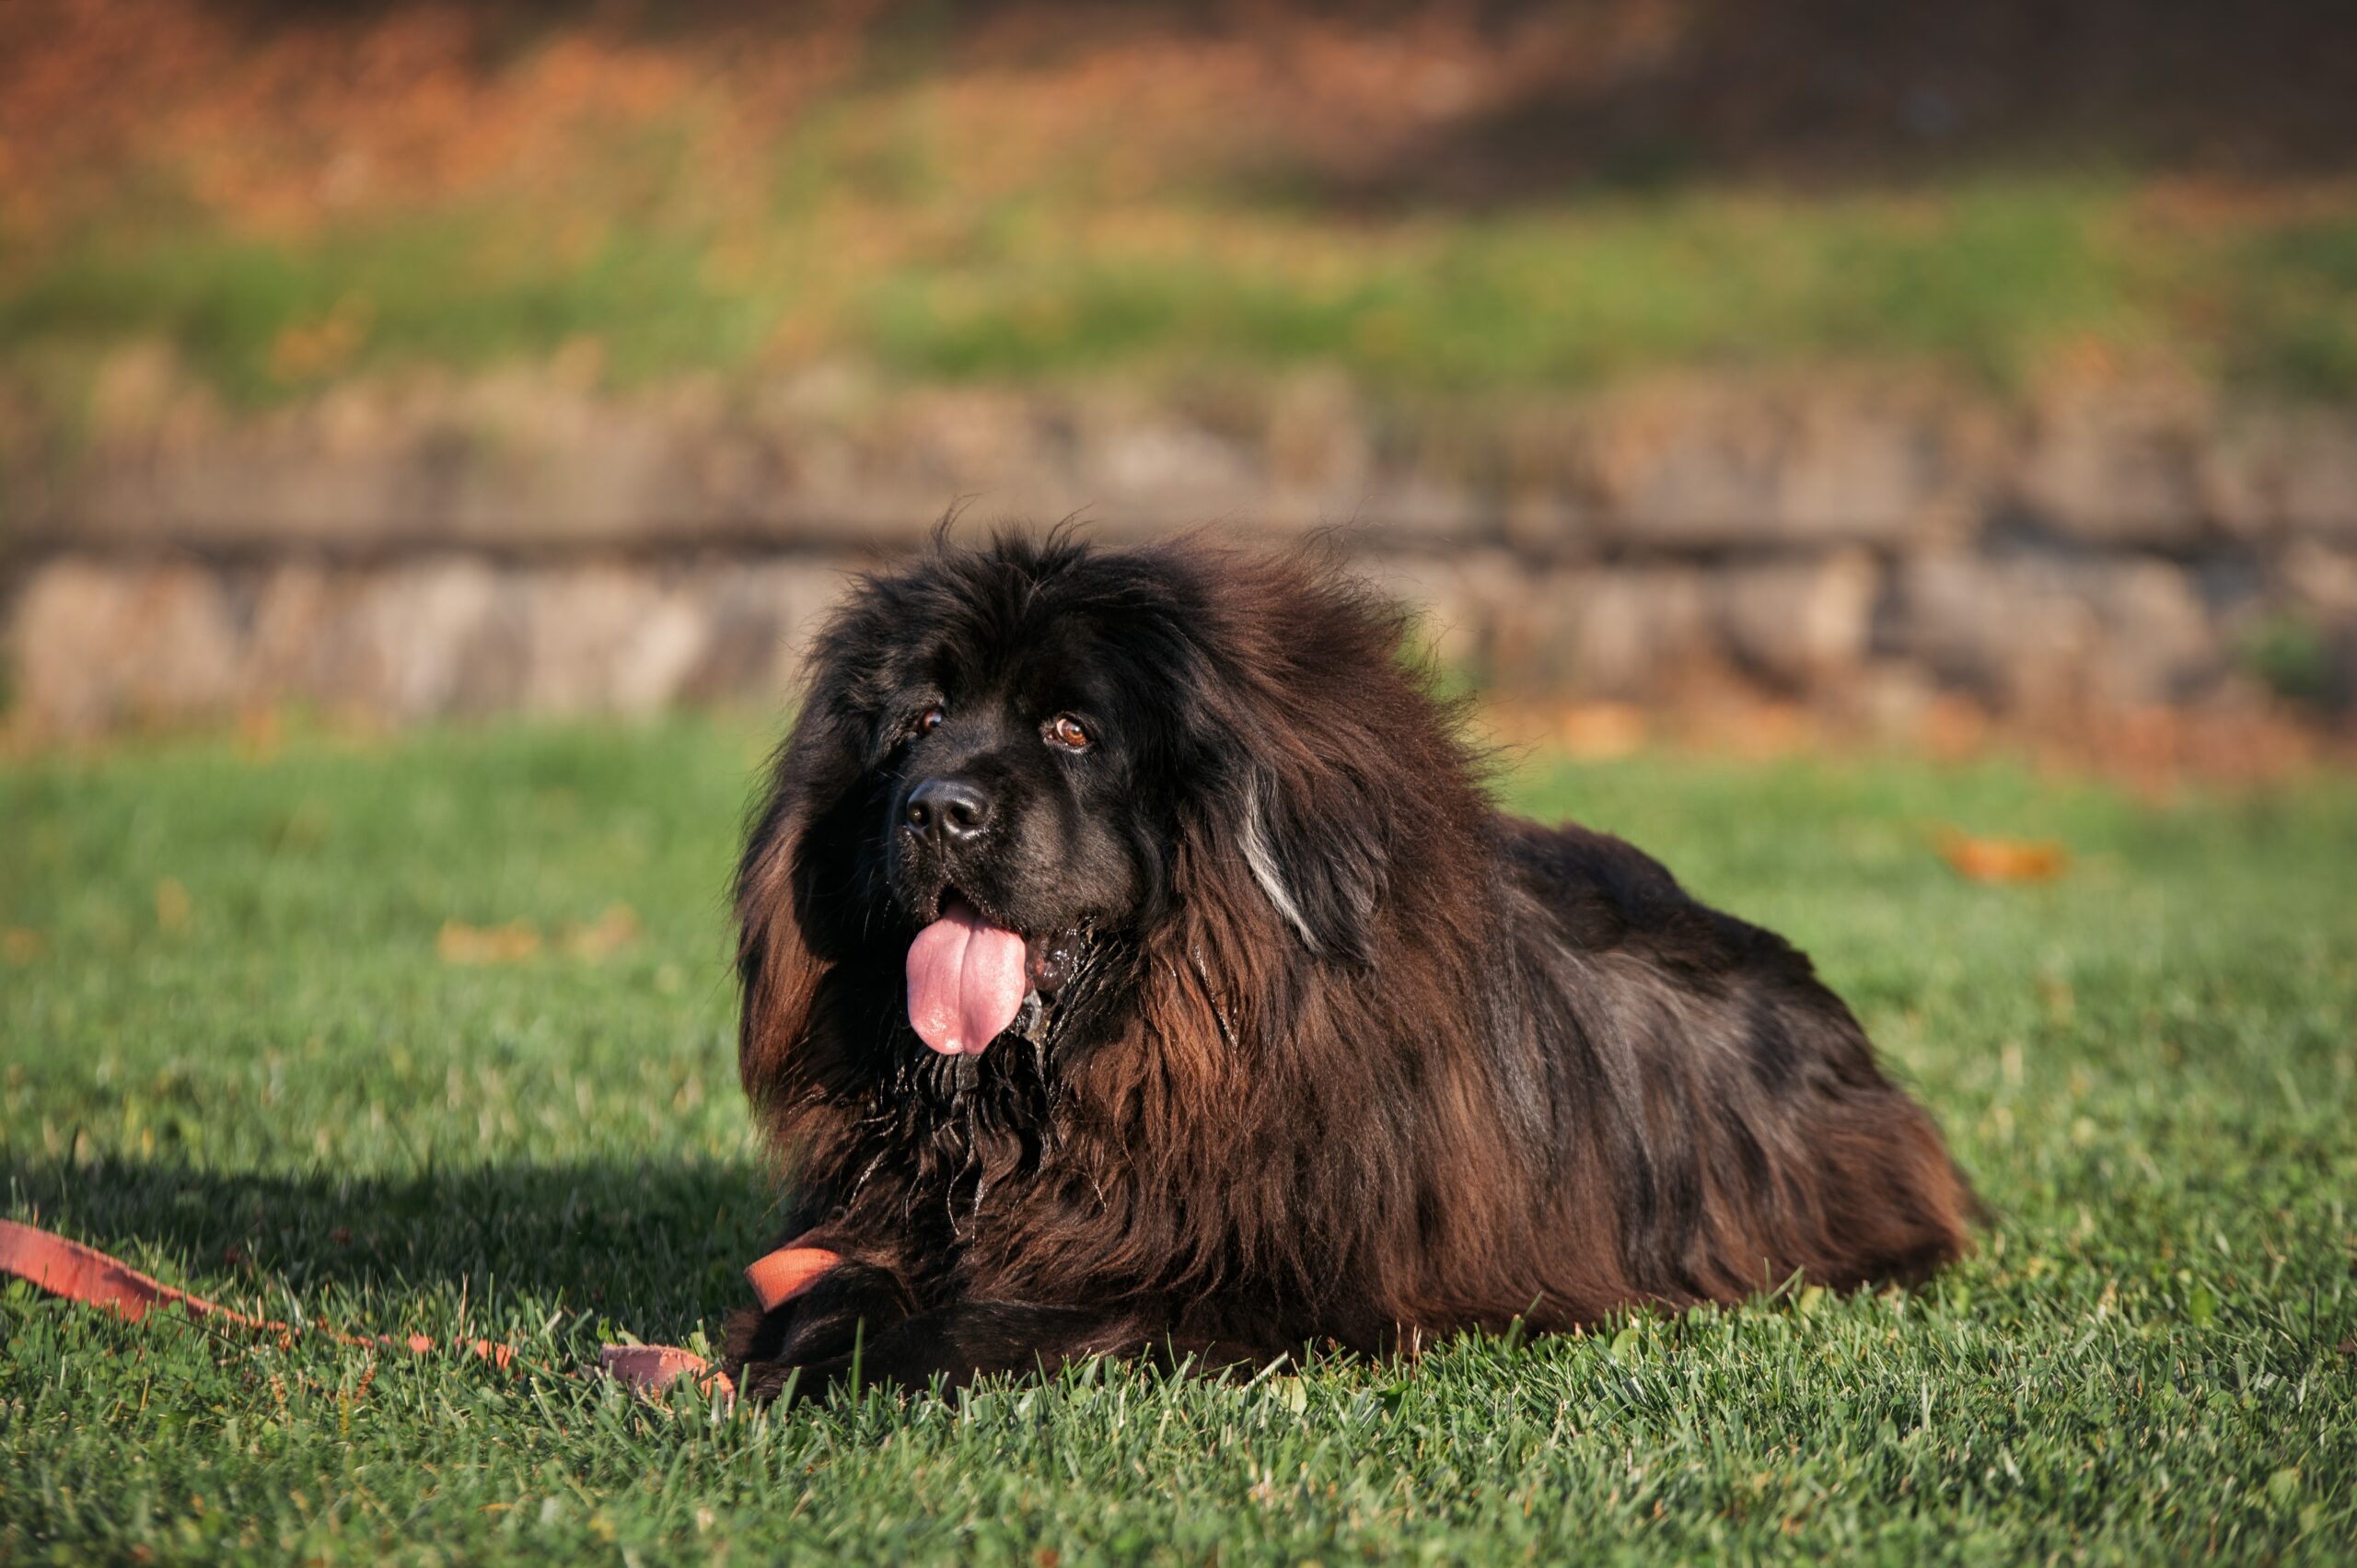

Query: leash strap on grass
left=2, top=1217, right=843, bottom=1406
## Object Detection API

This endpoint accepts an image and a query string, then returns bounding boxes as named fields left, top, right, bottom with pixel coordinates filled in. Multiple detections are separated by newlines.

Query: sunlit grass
left=6, top=164, right=2355, bottom=404
left=3, top=719, right=2353, bottom=1562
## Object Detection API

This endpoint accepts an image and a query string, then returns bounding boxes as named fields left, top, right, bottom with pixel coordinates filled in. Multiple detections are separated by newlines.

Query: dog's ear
left=1238, top=759, right=1387, bottom=966
left=735, top=788, right=822, bottom=1112
left=735, top=691, right=870, bottom=1119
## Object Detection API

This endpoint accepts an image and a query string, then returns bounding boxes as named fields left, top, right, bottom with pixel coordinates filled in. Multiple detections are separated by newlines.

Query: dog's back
left=1492, top=817, right=1976, bottom=1315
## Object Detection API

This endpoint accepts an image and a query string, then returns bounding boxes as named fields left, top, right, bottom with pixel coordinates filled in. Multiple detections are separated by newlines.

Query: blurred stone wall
left=6, top=363, right=2354, bottom=732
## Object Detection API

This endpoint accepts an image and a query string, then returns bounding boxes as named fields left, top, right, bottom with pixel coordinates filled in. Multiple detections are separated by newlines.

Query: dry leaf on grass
left=1938, top=830, right=2070, bottom=884
left=235, top=706, right=284, bottom=760
left=1557, top=703, right=1648, bottom=760
left=562, top=904, right=640, bottom=961
left=154, top=877, right=192, bottom=930
left=436, top=920, right=542, bottom=965
left=436, top=905, right=640, bottom=964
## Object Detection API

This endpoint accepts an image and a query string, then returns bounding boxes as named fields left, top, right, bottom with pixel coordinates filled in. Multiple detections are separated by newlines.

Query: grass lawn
left=14, top=6, right=2357, bottom=413
left=3, top=718, right=2354, bottom=1563
left=13, top=178, right=2357, bottom=408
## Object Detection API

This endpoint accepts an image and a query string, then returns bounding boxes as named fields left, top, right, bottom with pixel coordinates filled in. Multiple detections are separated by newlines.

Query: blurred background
left=5, top=0, right=2355, bottom=765
left=10, top=12, right=2357, bottom=1555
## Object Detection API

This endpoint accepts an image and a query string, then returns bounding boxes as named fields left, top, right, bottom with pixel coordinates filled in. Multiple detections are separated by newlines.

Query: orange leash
left=0, top=1216, right=842, bottom=1405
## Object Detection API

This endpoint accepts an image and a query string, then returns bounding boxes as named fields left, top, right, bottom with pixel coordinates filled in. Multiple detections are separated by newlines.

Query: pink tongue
left=905, top=900, right=1028, bottom=1055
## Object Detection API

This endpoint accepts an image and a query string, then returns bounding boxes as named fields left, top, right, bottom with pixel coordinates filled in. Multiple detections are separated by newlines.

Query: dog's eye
left=915, top=706, right=945, bottom=736
left=1045, top=714, right=1092, bottom=752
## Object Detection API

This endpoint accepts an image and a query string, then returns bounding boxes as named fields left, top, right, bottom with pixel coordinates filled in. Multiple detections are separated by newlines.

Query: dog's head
left=738, top=532, right=1461, bottom=1074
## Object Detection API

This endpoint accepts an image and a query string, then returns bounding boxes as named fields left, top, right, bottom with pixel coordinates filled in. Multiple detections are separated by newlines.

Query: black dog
left=722, top=534, right=1973, bottom=1400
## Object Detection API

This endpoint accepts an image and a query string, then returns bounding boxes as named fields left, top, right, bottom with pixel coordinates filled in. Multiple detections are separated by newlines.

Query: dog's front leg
left=755, top=1301, right=1301, bottom=1402
left=721, top=1259, right=919, bottom=1402
left=783, top=1301, right=1157, bottom=1401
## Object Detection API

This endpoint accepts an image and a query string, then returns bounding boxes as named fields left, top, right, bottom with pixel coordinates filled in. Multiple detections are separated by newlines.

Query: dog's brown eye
left=917, top=706, right=945, bottom=735
left=1046, top=714, right=1092, bottom=751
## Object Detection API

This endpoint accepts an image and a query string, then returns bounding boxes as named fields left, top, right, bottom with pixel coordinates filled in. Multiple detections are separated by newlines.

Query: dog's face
left=756, top=536, right=1401, bottom=1067
left=878, top=621, right=1151, bottom=1052
left=779, top=541, right=1217, bottom=1057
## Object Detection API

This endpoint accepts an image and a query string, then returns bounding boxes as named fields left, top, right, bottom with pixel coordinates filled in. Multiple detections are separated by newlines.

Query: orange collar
left=745, top=1244, right=845, bottom=1310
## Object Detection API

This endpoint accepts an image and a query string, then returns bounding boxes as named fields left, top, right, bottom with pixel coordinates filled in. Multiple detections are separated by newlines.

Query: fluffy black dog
left=722, top=533, right=1973, bottom=1400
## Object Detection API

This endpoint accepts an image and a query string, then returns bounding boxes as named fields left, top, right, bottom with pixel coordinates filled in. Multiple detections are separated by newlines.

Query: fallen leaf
left=268, top=295, right=373, bottom=382
left=1938, top=830, right=2069, bottom=884
left=563, top=903, right=640, bottom=961
left=2038, top=973, right=2076, bottom=1020
left=1558, top=703, right=1648, bottom=760
left=235, top=706, right=283, bottom=760
left=155, top=877, right=192, bottom=930
left=1717, top=700, right=1816, bottom=760
left=437, top=920, right=541, bottom=965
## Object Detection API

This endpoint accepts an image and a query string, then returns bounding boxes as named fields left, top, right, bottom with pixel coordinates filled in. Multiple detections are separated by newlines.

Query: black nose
left=906, top=777, right=992, bottom=844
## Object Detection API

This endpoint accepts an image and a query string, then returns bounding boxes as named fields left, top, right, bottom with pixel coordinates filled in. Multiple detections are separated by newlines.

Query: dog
left=721, top=533, right=1973, bottom=1400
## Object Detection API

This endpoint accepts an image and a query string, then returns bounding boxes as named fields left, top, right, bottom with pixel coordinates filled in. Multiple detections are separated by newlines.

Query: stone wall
left=6, top=361, right=2354, bottom=731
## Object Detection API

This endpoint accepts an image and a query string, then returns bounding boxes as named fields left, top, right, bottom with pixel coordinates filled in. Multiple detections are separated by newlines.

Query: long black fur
left=721, top=533, right=1975, bottom=1400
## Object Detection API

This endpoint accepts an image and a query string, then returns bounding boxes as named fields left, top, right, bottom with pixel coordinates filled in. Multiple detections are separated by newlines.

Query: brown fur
left=723, top=534, right=1973, bottom=1398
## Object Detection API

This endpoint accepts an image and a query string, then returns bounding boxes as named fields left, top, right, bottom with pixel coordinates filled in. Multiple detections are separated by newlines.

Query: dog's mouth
left=905, top=892, right=1083, bottom=1056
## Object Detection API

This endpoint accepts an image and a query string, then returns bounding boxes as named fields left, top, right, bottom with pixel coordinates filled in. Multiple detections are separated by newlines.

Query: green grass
left=3, top=718, right=2354, bottom=1563
left=9, top=172, right=2357, bottom=407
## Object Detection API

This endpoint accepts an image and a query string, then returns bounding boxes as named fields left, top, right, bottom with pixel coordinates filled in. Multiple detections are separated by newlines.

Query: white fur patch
left=1242, top=774, right=1320, bottom=953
